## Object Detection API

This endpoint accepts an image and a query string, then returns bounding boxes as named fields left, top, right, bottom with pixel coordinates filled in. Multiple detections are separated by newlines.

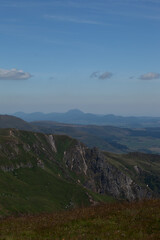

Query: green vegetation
left=54, top=135, right=77, bottom=162
left=0, top=128, right=160, bottom=218
left=0, top=129, right=114, bottom=216
left=0, top=200, right=160, bottom=240
left=0, top=167, right=91, bottom=216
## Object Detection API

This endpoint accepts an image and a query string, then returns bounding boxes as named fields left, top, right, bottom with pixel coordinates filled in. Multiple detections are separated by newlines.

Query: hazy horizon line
left=1, top=109, right=160, bottom=118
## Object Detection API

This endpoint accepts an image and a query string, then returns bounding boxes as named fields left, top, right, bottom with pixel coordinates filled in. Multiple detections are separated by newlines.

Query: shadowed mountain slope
left=0, top=115, right=37, bottom=131
left=0, top=129, right=160, bottom=216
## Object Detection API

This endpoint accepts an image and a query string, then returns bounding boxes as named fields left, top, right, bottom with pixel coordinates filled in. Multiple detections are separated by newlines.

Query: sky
left=0, top=0, right=160, bottom=116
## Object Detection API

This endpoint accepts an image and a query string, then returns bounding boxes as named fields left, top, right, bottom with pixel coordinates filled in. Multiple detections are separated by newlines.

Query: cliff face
left=0, top=128, right=157, bottom=207
left=64, top=143, right=152, bottom=201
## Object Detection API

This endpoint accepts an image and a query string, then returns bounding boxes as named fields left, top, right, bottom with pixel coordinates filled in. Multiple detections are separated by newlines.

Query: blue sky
left=0, top=0, right=160, bottom=116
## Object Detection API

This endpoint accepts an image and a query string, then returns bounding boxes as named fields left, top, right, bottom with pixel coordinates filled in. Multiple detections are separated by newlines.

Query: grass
left=0, top=129, right=116, bottom=216
left=0, top=200, right=160, bottom=240
left=54, top=135, right=77, bottom=162
left=0, top=167, right=91, bottom=216
left=0, top=129, right=160, bottom=239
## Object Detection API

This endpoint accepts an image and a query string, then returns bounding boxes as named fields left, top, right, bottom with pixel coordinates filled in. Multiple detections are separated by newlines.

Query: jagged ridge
left=0, top=128, right=159, bottom=215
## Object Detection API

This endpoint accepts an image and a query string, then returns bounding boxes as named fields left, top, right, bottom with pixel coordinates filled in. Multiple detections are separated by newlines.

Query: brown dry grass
left=0, top=199, right=160, bottom=240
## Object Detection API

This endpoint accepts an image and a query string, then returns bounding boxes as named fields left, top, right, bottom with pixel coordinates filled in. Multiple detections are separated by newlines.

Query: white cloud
left=139, top=72, right=160, bottom=80
left=91, top=71, right=113, bottom=80
left=0, top=68, right=32, bottom=80
left=44, top=15, right=104, bottom=25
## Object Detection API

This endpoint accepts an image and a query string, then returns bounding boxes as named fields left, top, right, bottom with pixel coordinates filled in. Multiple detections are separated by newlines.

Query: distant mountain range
left=13, top=109, right=160, bottom=128
left=1, top=114, right=160, bottom=154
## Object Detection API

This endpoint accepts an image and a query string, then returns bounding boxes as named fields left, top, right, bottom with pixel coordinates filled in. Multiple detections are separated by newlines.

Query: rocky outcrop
left=64, top=144, right=153, bottom=201
left=45, top=135, right=57, bottom=153
left=0, top=162, right=33, bottom=172
left=0, top=129, right=155, bottom=201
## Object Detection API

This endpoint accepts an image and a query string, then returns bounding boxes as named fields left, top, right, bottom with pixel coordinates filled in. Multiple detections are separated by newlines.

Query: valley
left=32, top=121, right=160, bottom=154
left=1, top=114, right=160, bottom=154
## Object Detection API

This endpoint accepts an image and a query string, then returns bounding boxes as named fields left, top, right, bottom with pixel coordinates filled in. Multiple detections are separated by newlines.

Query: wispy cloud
left=0, top=68, right=32, bottom=80
left=99, top=72, right=113, bottom=80
left=141, top=15, right=160, bottom=20
left=2, top=0, right=160, bottom=23
left=44, top=15, right=105, bottom=25
left=48, top=76, right=55, bottom=81
left=90, top=72, right=100, bottom=78
left=91, top=71, right=113, bottom=80
left=139, top=72, right=160, bottom=80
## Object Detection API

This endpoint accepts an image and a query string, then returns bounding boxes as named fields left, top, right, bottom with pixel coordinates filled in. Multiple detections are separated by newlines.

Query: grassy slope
left=0, top=128, right=160, bottom=217
left=0, top=200, right=160, bottom=240
left=0, top=168, right=91, bottom=216
left=0, top=129, right=114, bottom=216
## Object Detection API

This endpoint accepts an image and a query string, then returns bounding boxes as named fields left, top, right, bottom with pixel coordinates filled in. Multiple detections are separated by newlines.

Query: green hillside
left=0, top=129, right=113, bottom=216
left=0, top=128, right=160, bottom=217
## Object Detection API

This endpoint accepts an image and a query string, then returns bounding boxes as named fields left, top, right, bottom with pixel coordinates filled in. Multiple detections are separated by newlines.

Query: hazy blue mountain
left=14, top=109, right=160, bottom=128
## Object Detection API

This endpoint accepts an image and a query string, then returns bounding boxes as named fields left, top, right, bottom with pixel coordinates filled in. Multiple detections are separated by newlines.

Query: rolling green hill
left=0, top=128, right=160, bottom=217
left=0, top=129, right=114, bottom=216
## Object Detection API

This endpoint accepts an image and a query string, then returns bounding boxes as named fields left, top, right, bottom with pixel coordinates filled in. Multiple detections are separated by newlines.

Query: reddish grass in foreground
left=0, top=199, right=160, bottom=240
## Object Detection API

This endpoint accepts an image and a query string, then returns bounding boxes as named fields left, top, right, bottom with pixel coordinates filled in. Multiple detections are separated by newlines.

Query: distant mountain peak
left=66, top=109, right=84, bottom=115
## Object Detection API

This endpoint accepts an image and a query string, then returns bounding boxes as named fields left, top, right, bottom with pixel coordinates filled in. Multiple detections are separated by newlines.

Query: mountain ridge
left=1, top=114, right=160, bottom=154
left=0, top=128, right=160, bottom=215
left=13, top=109, right=160, bottom=128
left=0, top=114, right=37, bottom=131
